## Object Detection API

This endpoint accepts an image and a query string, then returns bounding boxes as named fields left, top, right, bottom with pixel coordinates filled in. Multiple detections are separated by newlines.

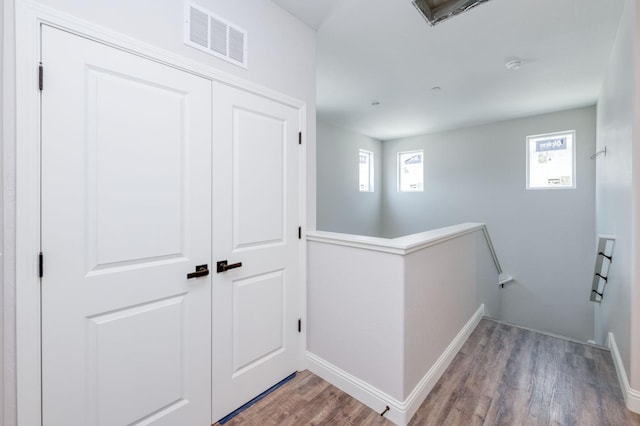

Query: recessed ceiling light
left=505, top=59, right=524, bottom=70
left=371, top=101, right=380, bottom=106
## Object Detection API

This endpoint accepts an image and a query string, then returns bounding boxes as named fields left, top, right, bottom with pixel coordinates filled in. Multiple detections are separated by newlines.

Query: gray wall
left=317, top=121, right=382, bottom=236
left=595, top=0, right=635, bottom=382
left=315, top=107, right=597, bottom=341
left=380, top=106, right=596, bottom=341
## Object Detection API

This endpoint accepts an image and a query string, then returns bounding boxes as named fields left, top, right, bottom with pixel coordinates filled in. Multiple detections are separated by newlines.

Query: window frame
left=525, top=130, right=576, bottom=190
left=397, top=149, right=424, bottom=192
left=359, top=149, right=374, bottom=192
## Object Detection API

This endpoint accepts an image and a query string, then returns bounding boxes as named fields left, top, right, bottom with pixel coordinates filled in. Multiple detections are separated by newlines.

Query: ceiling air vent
left=184, top=2, right=248, bottom=68
left=412, top=0, right=491, bottom=26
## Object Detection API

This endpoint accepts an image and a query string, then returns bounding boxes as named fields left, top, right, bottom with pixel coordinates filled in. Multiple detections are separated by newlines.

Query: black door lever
left=217, top=260, right=243, bottom=273
left=187, top=264, right=210, bottom=279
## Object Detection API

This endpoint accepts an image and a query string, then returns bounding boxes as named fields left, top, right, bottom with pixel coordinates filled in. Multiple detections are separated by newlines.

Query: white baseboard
left=306, top=352, right=406, bottom=425
left=607, top=332, right=640, bottom=413
left=306, top=304, right=485, bottom=426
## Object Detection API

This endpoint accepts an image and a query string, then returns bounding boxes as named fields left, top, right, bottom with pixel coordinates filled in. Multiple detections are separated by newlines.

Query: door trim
left=15, top=2, right=307, bottom=425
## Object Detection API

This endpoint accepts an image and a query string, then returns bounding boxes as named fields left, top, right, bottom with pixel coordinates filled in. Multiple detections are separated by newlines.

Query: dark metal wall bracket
left=598, top=251, right=613, bottom=262
left=590, top=237, right=615, bottom=303
left=595, top=273, right=608, bottom=283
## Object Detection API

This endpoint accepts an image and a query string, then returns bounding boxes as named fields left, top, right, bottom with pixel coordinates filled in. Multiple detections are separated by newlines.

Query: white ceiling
left=270, top=0, right=344, bottom=30
left=272, top=0, right=626, bottom=141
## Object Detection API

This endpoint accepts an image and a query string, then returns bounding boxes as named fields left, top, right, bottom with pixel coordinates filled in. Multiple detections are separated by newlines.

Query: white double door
left=40, top=26, right=300, bottom=425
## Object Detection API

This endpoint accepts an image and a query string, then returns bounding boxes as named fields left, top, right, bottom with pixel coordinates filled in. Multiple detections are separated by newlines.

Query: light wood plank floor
left=216, top=319, right=640, bottom=425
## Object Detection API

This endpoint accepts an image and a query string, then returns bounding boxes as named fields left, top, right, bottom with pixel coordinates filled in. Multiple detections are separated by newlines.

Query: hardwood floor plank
left=214, top=319, right=640, bottom=425
left=413, top=319, right=640, bottom=426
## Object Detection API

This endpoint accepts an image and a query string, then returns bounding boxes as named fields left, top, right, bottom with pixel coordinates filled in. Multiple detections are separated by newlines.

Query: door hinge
left=298, top=226, right=302, bottom=239
left=38, top=252, right=43, bottom=278
left=298, top=318, right=302, bottom=333
left=38, top=63, right=43, bottom=91
left=298, top=131, right=302, bottom=145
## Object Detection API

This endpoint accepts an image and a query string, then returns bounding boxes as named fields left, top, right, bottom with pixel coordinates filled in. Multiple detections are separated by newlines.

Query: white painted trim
left=15, top=1, right=309, bottom=424
left=306, top=352, right=406, bottom=425
left=306, top=223, right=502, bottom=273
left=297, top=105, right=308, bottom=371
left=403, top=304, right=485, bottom=422
left=306, top=223, right=485, bottom=255
left=15, top=2, right=43, bottom=425
left=306, top=305, right=485, bottom=426
left=608, top=332, right=640, bottom=413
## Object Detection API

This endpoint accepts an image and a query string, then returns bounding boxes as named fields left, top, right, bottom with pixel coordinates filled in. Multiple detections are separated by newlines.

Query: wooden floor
left=411, top=319, right=640, bottom=425
left=216, top=319, right=640, bottom=425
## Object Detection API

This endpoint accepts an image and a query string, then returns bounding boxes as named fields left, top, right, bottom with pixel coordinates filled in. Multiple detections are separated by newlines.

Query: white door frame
left=14, top=2, right=308, bottom=425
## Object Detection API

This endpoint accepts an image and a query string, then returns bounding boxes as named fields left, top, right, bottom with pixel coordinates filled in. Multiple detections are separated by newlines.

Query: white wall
left=306, top=225, right=499, bottom=424
left=0, top=0, right=5, bottom=424
left=403, top=230, right=498, bottom=398
left=307, top=242, right=406, bottom=400
left=2, top=0, right=15, bottom=425
left=317, top=121, right=382, bottom=236
left=381, top=106, right=597, bottom=341
left=633, top=0, right=640, bottom=393
left=6, top=0, right=317, bottom=228
left=24, top=0, right=318, bottom=226
left=2, top=1, right=316, bottom=425
left=595, top=0, right=634, bottom=380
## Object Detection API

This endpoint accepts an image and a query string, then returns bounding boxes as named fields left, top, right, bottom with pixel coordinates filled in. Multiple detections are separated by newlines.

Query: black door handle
left=217, top=260, right=243, bottom=273
left=187, top=264, right=210, bottom=279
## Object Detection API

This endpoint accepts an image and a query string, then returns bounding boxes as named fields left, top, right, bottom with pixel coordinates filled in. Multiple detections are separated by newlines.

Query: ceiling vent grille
left=412, top=0, right=491, bottom=26
left=184, top=2, right=248, bottom=68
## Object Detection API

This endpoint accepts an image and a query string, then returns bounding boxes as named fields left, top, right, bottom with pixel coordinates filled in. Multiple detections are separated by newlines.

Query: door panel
left=233, top=108, right=285, bottom=248
left=212, top=83, right=300, bottom=422
left=41, top=26, right=212, bottom=426
left=87, top=68, right=185, bottom=267
left=232, top=271, right=285, bottom=373
left=87, top=296, right=186, bottom=426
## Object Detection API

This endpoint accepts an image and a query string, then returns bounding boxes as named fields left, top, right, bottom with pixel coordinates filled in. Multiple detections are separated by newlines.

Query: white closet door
left=211, top=82, right=300, bottom=422
left=41, top=26, right=212, bottom=426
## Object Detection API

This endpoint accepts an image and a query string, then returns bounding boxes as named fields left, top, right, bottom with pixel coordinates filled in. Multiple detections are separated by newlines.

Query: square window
left=526, top=131, right=576, bottom=190
left=359, top=150, right=374, bottom=192
left=398, top=150, right=424, bottom=192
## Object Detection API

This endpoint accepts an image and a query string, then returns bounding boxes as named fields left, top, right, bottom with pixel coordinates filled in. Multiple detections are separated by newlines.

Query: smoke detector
left=412, top=0, right=492, bottom=26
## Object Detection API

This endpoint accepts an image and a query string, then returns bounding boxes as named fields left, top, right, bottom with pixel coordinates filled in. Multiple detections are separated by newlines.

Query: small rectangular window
left=398, top=150, right=424, bottom=192
left=359, top=150, right=374, bottom=192
left=526, top=131, right=576, bottom=190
